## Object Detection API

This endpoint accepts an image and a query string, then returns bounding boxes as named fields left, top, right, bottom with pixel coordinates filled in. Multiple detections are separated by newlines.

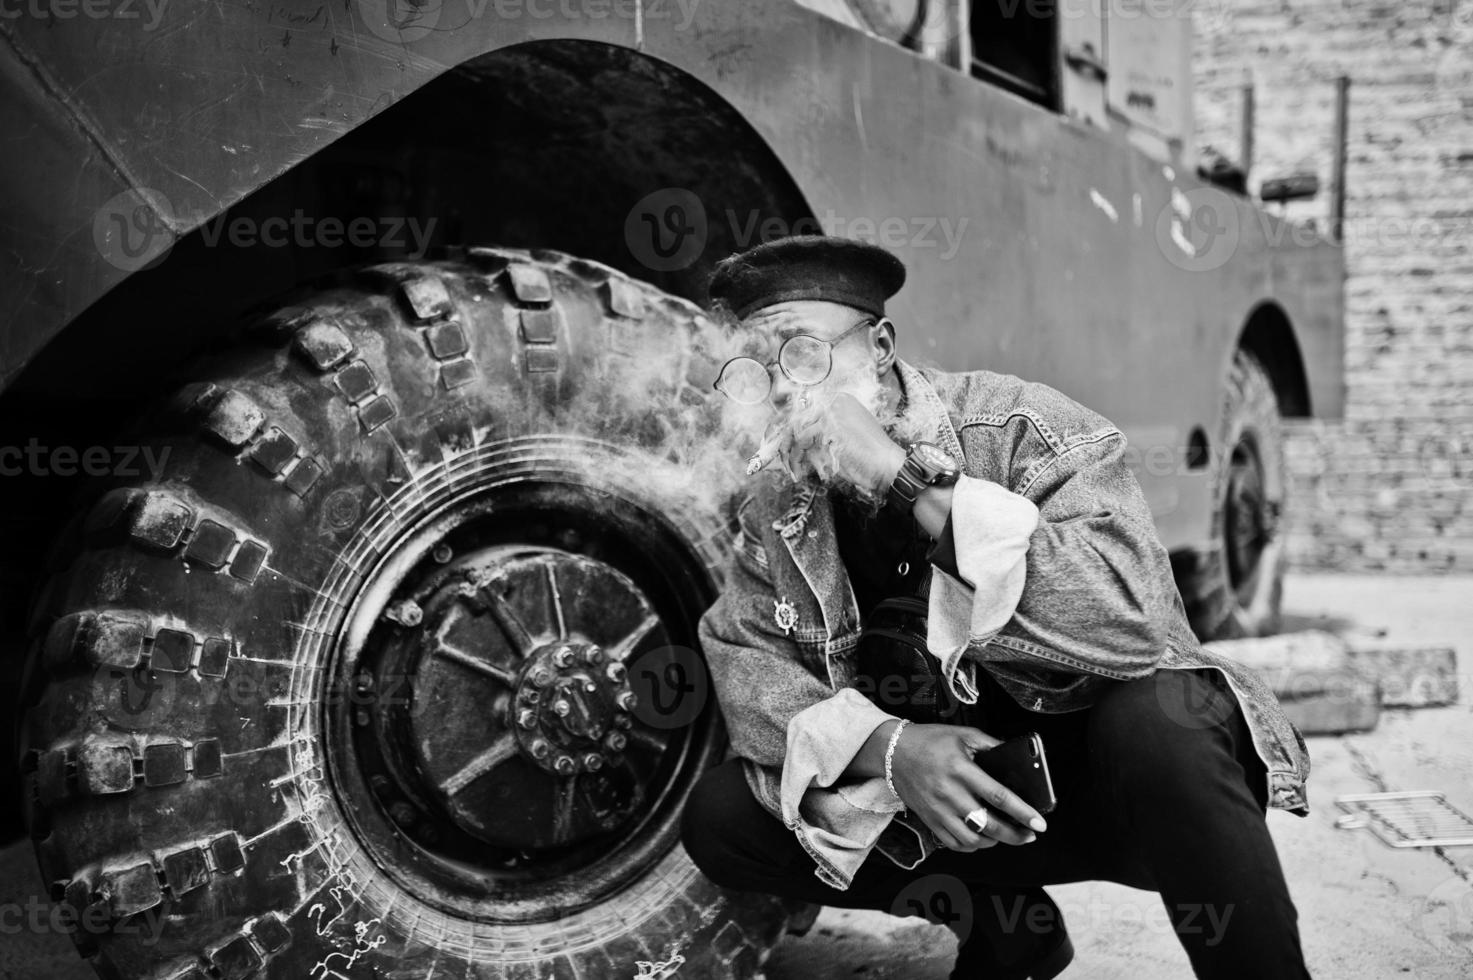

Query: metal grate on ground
left=1334, top=791, right=1473, bottom=848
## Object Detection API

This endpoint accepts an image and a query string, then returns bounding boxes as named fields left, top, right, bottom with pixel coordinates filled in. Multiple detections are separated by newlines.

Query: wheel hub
left=1224, top=439, right=1275, bottom=600
left=353, top=540, right=670, bottom=853
left=502, top=641, right=635, bottom=773
left=323, top=473, right=722, bottom=920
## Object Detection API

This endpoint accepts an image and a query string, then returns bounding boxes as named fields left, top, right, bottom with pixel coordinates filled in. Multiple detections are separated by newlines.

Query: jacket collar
left=771, top=360, right=964, bottom=639
left=897, top=359, right=966, bottom=460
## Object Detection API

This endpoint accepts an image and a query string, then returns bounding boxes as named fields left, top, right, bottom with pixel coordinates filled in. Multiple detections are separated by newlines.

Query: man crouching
left=681, top=235, right=1313, bottom=979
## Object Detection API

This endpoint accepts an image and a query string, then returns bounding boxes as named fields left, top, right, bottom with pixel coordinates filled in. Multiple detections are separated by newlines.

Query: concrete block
left=1280, top=689, right=1382, bottom=735
left=1344, top=642, right=1459, bottom=707
left=1204, top=630, right=1381, bottom=734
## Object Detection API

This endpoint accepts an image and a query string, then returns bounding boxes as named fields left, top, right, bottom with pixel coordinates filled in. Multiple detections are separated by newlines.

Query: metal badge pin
left=773, top=597, right=798, bottom=635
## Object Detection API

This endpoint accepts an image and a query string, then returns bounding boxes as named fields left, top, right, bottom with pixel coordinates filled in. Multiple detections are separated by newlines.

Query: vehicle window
left=969, top=0, right=1059, bottom=108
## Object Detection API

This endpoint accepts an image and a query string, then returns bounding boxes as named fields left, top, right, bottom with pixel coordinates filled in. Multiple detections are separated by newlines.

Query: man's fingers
left=957, top=727, right=1001, bottom=754
left=941, top=784, right=1034, bottom=847
left=936, top=813, right=995, bottom=853
left=957, top=766, right=1046, bottom=834
left=964, top=806, right=1035, bottom=846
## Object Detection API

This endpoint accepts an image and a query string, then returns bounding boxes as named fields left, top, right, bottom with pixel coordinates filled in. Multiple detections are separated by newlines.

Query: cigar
left=746, top=425, right=788, bottom=475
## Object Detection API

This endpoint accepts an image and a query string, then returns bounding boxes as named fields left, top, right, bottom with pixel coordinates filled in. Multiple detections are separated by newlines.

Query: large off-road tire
left=1176, top=348, right=1287, bottom=640
left=17, top=248, right=798, bottom=979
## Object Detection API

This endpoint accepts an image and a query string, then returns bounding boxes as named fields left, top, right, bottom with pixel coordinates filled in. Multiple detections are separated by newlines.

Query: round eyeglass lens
left=717, top=357, right=772, bottom=404
left=778, top=335, right=831, bottom=384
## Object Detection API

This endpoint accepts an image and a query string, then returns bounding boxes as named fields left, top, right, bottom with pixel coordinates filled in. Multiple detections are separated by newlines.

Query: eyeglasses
left=713, top=317, right=885, bottom=405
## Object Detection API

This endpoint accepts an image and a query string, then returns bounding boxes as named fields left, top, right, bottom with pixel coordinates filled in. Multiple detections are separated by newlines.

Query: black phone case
left=974, top=734, right=1057, bottom=815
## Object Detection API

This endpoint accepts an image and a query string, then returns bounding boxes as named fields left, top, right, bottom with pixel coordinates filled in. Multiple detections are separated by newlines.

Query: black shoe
left=949, top=888, right=1074, bottom=980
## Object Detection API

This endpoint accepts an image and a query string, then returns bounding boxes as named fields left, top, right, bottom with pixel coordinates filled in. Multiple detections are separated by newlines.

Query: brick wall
left=1194, top=0, right=1473, bottom=571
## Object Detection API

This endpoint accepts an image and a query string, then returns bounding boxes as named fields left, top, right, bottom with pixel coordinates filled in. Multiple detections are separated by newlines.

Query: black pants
left=682, top=668, right=1311, bottom=979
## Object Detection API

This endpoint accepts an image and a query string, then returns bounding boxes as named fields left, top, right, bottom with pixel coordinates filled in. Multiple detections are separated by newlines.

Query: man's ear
left=873, top=317, right=898, bottom=375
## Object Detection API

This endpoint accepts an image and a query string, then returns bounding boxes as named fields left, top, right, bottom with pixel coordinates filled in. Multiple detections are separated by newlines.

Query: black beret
left=707, top=234, right=907, bottom=320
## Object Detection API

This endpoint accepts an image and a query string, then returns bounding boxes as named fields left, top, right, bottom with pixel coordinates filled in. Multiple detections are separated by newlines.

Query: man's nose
left=769, top=372, right=800, bottom=410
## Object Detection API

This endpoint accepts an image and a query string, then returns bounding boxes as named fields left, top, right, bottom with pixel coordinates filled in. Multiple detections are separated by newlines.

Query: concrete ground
left=765, top=573, right=1473, bottom=978
left=2, top=573, right=1470, bottom=979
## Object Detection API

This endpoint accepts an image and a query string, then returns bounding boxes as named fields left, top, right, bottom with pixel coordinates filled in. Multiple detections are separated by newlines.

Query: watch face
left=912, top=442, right=959, bottom=472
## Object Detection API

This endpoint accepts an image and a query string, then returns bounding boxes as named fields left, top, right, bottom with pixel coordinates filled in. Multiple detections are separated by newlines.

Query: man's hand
left=888, top=723, right=1048, bottom=852
left=786, top=391, right=907, bottom=497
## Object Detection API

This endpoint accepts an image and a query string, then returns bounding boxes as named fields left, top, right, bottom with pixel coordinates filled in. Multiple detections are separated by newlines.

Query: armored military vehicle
left=1, top=0, right=1342, bottom=976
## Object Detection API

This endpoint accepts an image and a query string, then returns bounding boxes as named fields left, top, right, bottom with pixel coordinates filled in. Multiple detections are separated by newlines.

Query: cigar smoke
left=483, top=293, right=936, bottom=545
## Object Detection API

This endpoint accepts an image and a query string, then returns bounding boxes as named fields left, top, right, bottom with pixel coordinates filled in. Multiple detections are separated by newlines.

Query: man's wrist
left=912, top=482, right=956, bottom=539
left=877, top=442, right=906, bottom=496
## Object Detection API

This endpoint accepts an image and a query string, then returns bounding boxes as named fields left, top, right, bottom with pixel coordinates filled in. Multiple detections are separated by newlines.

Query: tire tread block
left=143, top=742, right=189, bottom=787
left=46, top=610, right=149, bottom=671
left=151, top=628, right=196, bottom=672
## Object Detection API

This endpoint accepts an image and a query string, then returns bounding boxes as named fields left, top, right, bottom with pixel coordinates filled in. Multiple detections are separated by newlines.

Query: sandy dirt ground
left=2, top=573, right=1470, bottom=979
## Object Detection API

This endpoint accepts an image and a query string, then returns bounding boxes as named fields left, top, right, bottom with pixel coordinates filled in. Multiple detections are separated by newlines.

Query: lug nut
left=531, top=667, right=553, bottom=688
left=605, top=662, right=627, bottom=683
left=386, top=599, right=423, bottom=627
left=517, top=708, right=537, bottom=729
left=615, top=714, right=633, bottom=729
left=603, top=732, right=627, bottom=753
left=554, top=755, right=576, bottom=775
left=553, top=646, right=575, bottom=669
left=553, top=700, right=571, bottom=717
left=583, top=646, right=604, bottom=665
left=582, top=753, right=604, bottom=771
left=432, top=544, right=453, bottom=564
left=519, top=687, right=540, bottom=704
left=529, top=739, right=551, bottom=760
left=616, top=691, right=639, bottom=711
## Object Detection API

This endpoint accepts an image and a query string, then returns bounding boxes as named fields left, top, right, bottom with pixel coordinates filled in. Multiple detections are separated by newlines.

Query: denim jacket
left=697, top=360, right=1311, bottom=890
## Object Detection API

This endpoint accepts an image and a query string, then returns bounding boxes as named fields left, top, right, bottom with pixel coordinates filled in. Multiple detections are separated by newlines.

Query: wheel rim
left=321, top=457, right=722, bottom=923
left=1223, top=434, right=1271, bottom=606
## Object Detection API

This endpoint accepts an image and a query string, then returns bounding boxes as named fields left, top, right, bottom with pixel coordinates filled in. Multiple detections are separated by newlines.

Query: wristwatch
left=888, top=442, right=961, bottom=514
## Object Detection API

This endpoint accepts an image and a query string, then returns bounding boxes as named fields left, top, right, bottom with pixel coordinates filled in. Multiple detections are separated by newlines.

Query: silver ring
left=964, top=807, right=989, bottom=834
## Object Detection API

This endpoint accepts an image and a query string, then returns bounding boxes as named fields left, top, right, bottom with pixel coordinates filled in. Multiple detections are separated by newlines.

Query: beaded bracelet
left=883, top=718, right=911, bottom=808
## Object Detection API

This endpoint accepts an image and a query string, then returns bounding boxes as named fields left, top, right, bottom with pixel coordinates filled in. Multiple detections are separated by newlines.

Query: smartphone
left=973, top=732, right=1057, bottom=816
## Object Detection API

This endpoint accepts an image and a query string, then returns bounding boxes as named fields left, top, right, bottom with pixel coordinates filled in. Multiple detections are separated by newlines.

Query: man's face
left=739, top=300, right=884, bottom=415
left=717, top=299, right=905, bottom=487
